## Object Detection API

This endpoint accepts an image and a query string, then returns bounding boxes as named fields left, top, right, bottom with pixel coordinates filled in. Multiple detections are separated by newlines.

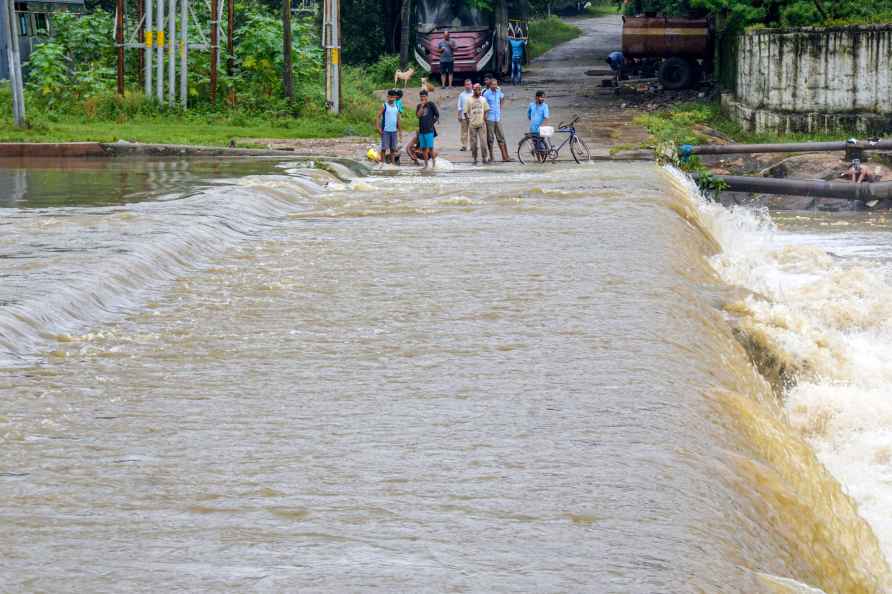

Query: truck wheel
left=659, top=57, right=693, bottom=90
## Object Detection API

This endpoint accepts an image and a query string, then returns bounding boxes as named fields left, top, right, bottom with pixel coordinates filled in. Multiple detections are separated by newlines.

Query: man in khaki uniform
left=463, top=83, right=490, bottom=165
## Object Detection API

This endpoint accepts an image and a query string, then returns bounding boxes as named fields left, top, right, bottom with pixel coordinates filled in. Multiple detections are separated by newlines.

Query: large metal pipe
left=706, top=175, right=892, bottom=201
left=690, top=140, right=892, bottom=155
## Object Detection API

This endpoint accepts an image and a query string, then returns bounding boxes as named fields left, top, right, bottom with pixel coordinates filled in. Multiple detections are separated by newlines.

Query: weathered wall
left=723, top=25, right=892, bottom=134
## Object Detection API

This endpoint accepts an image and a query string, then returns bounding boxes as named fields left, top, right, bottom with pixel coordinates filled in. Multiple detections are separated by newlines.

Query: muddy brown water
left=1, top=158, right=890, bottom=593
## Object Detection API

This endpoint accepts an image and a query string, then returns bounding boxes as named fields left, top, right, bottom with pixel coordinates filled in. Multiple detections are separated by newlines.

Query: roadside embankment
left=634, top=101, right=892, bottom=210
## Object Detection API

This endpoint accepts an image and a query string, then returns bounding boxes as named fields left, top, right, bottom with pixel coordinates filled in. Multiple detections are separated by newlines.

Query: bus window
left=19, top=13, right=29, bottom=36
left=34, top=13, right=49, bottom=35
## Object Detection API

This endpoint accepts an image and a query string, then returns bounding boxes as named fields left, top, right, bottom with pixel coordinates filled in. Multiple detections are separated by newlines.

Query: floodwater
left=1, top=158, right=891, bottom=593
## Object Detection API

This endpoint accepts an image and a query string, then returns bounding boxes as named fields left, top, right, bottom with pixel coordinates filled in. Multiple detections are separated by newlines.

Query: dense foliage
left=621, top=0, right=892, bottom=28
left=9, top=1, right=425, bottom=141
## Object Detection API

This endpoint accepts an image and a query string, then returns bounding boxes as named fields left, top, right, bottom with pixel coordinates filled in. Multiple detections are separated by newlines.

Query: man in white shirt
left=456, top=79, right=473, bottom=151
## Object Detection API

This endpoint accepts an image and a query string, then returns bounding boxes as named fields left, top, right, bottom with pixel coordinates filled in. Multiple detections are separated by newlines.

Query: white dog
left=394, top=67, right=415, bottom=88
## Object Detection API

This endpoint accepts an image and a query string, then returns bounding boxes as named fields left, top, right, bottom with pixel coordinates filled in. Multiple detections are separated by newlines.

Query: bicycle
left=516, top=115, right=591, bottom=165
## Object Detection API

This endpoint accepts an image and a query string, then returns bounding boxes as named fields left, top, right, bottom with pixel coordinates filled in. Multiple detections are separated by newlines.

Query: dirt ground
left=248, top=15, right=647, bottom=165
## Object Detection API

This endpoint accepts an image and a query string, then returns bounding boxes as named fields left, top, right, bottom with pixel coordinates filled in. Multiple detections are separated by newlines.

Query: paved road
left=425, top=15, right=647, bottom=165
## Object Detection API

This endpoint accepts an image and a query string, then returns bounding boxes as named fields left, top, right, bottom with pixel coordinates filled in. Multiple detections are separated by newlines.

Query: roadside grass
left=635, top=101, right=854, bottom=148
left=0, top=114, right=375, bottom=145
left=0, top=61, right=410, bottom=145
left=585, top=1, right=621, bottom=17
left=528, top=16, right=583, bottom=59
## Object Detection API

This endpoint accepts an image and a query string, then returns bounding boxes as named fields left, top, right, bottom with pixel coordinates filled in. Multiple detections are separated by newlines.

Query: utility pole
left=283, top=0, right=292, bottom=99
left=226, top=0, right=233, bottom=76
left=322, top=0, right=339, bottom=114
left=116, top=0, right=125, bottom=95
left=399, top=0, right=410, bottom=69
left=138, top=0, right=145, bottom=87
left=167, top=0, right=175, bottom=105
left=145, top=0, right=153, bottom=96
left=2, top=0, right=25, bottom=126
left=180, top=0, right=187, bottom=108
left=156, top=0, right=164, bottom=101
left=209, top=0, right=218, bottom=104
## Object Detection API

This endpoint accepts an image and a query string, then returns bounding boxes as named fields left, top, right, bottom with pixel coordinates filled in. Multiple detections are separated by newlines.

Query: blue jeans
left=511, top=59, right=522, bottom=85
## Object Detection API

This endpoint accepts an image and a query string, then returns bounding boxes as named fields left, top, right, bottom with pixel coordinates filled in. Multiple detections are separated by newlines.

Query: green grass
left=528, top=16, right=583, bottom=60
left=0, top=62, right=404, bottom=146
left=584, top=1, right=621, bottom=17
left=635, top=101, right=856, bottom=148
left=0, top=114, right=376, bottom=145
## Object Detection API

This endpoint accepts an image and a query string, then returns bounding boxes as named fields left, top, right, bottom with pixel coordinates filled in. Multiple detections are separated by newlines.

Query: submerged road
left=2, top=14, right=892, bottom=594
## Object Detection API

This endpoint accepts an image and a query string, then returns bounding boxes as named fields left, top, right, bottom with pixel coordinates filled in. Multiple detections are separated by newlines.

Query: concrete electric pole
left=2, top=0, right=25, bottom=126
left=322, top=0, right=339, bottom=114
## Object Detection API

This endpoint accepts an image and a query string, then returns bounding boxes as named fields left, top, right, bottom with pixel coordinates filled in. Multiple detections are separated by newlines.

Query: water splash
left=663, top=165, right=892, bottom=589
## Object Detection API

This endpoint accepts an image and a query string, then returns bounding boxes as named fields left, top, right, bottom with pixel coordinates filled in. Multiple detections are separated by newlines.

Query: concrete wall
left=723, top=25, right=892, bottom=134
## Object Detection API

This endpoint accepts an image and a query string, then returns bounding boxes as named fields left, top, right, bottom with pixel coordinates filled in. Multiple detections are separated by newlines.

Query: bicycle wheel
left=517, top=136, right=538, bottom=165
left=570, top=136, right=591, bottom=164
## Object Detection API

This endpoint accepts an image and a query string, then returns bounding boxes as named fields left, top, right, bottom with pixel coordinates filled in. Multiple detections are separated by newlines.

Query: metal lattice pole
left=168, top=0, right=175, bottom=105
left=210, top=0, right=217, bottom=104
left=2, top=0, right=25, bottom=125
left=180, top=0, right=187, bottom=108
left=145, top=0, right=153, bottom=96
left=116, top=0, right=125, bottom=95
left=156, top=0, right=164, bottom=101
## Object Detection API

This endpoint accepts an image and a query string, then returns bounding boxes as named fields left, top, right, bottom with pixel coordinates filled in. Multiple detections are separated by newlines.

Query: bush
left=527, top=16, right=582, bottom=59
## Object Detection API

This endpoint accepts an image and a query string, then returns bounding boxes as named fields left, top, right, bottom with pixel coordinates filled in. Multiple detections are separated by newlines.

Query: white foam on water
left=432, top=157, right=454, bottom=171
left=665, top=165, right=892, bottom=561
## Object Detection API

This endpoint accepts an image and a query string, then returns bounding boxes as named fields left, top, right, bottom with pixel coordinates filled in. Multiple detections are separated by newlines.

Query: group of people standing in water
left=375, top=76, right=550, bottom=169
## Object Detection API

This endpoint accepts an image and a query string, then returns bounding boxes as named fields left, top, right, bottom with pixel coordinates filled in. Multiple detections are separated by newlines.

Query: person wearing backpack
left=376, top=89, right=402, bottom=165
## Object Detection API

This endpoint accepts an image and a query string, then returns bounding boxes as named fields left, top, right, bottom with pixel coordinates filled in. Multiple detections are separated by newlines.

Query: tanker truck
left=621, top=15, right=714, bottom=90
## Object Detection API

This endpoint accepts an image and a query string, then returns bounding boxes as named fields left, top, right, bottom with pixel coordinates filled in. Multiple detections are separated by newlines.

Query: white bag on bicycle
left=539, top=126, right=554, bottom=138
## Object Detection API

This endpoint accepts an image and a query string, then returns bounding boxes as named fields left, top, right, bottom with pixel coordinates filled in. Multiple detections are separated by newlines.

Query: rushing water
left=1, top=158, right=891, bottom=593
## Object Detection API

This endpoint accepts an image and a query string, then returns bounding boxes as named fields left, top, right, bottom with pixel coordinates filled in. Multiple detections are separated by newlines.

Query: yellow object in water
left=367, top=148, right=381, bottom=162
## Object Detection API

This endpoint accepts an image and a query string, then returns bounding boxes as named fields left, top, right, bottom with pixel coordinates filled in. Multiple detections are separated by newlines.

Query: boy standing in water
left=376, top=89, right=402, bottom=165
left=416, top=90, right=440, bottom=170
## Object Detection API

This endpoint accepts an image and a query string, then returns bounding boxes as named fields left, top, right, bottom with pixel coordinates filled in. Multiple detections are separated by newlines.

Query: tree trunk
left=283, top=0, right=293, bottom=99
left=399, top=0, right=411, bottom=69
left=384, top=0, right=401, bottom=53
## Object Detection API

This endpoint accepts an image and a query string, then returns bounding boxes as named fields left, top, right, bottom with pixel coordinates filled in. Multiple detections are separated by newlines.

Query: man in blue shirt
left=508, top=37, right=526, bottom=85
left=606, top=51, right=625, bottom=72
left=483, top=77, right=510, bottom=162
left=527, top=90, right=550, bottom=160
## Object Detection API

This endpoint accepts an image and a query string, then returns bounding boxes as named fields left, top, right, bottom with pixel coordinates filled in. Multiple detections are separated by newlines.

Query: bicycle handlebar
left=557, top=115, right=581, bottom=130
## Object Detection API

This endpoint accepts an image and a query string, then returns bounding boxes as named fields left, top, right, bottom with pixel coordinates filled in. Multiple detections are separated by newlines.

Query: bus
left=413, top=0, right=529, bottom=82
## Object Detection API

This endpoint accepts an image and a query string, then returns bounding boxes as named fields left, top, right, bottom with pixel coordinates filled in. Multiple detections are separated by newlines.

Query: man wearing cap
left=463, top=83, right=490, bottom=165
